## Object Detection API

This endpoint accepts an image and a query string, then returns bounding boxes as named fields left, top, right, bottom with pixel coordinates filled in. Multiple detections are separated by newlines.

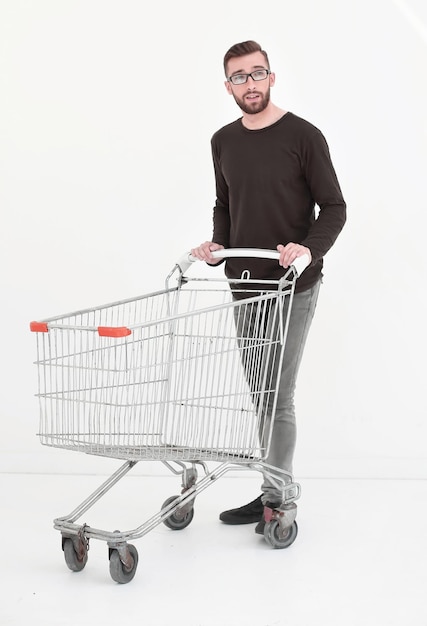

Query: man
left=191, top=40, right=346, bottom=534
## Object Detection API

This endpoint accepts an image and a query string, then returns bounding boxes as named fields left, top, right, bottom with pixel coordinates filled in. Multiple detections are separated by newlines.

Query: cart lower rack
left=30, top=249, right=309, bottom=583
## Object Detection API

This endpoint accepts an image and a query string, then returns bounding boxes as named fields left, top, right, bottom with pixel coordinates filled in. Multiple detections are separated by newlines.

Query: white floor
left=1, top=470, right=426, bottom=626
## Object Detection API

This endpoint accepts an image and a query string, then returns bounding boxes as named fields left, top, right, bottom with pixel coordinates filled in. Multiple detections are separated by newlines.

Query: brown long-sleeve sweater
left=211, top=112, right=347, bottom=292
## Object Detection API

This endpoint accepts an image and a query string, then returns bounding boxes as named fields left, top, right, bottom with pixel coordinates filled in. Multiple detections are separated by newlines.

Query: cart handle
left=178, top=248, right=310, bottom=277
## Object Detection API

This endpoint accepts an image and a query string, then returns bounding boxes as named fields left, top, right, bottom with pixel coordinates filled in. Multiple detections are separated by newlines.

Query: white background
left=1, top=0, right=426, bottom=478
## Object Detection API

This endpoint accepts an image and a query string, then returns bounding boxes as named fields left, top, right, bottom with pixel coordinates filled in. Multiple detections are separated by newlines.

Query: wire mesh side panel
left=34, top=287, right=285, bottom=462
left=162, top=292, right=284, bottom=461
left=35, top=288, right=181, bottom=456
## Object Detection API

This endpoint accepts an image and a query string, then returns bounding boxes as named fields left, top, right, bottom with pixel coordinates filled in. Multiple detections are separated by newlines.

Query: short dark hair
left=223, top=40, right=270, bottom=76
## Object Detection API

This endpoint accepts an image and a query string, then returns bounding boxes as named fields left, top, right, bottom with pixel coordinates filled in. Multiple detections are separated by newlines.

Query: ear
left=224, top=80, right=233, bottom=95
left=269, top=72, right=276, bottom=87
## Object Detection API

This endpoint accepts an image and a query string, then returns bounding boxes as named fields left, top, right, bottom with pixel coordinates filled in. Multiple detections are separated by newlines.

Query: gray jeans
left=234, top=279, right=321, bottom=504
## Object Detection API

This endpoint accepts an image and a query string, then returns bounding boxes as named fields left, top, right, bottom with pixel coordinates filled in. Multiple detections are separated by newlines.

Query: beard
left=232, top=88, right=271, bottom=115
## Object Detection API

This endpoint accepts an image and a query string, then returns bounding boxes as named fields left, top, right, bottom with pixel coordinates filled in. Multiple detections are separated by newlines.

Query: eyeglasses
left=228, top=69, right=271, bottom=86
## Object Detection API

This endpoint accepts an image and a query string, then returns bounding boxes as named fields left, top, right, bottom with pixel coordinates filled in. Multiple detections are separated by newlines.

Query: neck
left=241, top=103, right=287, bottom=130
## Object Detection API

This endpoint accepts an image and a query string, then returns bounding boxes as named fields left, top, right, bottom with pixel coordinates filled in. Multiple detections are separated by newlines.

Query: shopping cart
left=30, top=248, right=309, bottom=583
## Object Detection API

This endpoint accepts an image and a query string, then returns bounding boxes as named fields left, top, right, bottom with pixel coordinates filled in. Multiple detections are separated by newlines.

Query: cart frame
left=30, top=249, right=309, bottom=582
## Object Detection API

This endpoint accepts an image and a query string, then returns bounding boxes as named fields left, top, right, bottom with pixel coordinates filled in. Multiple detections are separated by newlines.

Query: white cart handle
left=178, top=248, right=310, bottom=277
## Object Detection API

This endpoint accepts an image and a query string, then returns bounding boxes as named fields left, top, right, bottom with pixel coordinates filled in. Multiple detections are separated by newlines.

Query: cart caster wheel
left=162, top=495, right=194, bottom=530
left=109, top=544, right=138, bottom=584
left=264, top=520, right=298, bottom=550
left=62, top=537, right=88, bottom=572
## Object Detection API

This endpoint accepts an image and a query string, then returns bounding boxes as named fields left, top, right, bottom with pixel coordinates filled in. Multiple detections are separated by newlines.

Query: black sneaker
left=255, top=518, right=265, bottom=535
left=219, top=496, right=264, bottom=525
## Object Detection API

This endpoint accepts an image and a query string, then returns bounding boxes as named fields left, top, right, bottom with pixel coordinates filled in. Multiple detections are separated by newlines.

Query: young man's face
left=224, top=51, right=275, bottom=115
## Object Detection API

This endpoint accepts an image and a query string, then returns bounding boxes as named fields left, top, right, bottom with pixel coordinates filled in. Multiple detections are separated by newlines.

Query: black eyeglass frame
left=227, top=69, right=271, bottom=86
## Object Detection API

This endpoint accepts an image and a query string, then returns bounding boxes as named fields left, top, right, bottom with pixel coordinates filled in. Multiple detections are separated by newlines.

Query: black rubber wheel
left=109, top=544, right=138, bottom=584
left=264, top=520, right=298, bottom=549
left=63, top=537, right=88, bottom=572
left=162, top=495, right=194, bottom=530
